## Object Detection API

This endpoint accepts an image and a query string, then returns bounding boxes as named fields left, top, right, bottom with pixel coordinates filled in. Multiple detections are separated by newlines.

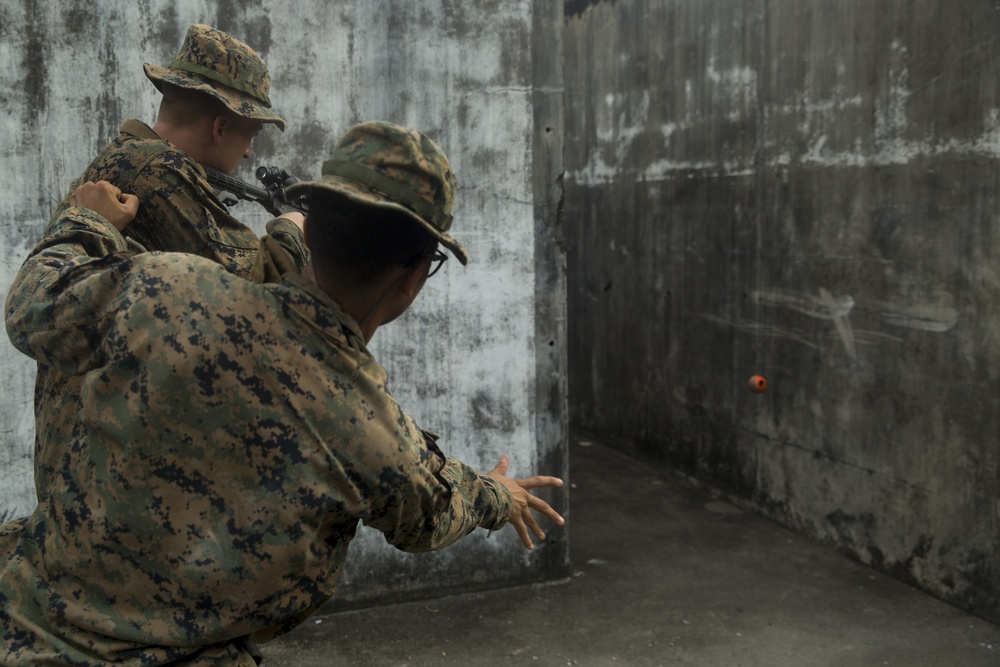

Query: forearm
left=439, top=456, right=513, bottom=533
left=265, top=217, right=310, bottom=271
left=389, top=456, right=513, bottom=554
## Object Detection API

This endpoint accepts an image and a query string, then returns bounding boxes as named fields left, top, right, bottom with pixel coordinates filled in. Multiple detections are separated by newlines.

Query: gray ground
left=260, top=436, right=1000, bottom=666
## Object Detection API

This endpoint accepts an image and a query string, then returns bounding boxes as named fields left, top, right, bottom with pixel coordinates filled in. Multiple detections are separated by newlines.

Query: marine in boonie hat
left=286, top=121, right=468, bottom=265
left=143, top=24, right=286, bottom=131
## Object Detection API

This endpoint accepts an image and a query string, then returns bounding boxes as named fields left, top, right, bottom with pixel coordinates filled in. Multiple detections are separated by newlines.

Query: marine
left=0, top=120, right=564, bottom=666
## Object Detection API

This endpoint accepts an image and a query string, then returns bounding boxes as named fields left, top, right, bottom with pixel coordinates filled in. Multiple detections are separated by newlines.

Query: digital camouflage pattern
left=0, top=208, right=513, bottom=666
left=289, top=120, right=470, bottom=265
left=35, top=118, right=309, bottom=504
left=48, top=119, right=307, bottom=275
left=144, top=24, right=286, bottom=130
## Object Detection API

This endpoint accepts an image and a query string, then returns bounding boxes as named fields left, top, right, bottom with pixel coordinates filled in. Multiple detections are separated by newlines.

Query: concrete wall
left=565, top=0, right=1000, bottom=622
left=0, top=0, right=568, bottom=607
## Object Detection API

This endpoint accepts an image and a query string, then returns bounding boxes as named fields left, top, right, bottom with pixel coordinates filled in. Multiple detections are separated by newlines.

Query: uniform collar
left=120, top=119, right=161, bottom=140
left=282, top=270, right=366, bottom=343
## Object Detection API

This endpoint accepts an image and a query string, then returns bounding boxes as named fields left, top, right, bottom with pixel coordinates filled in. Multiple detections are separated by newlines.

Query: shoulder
left=114, top=120, right=176, bottom=159
left=113, top=252, right=277, bottom=338
left=87, top=125, right=194, bottom=189
left=130, top=252, right=264, bottom=297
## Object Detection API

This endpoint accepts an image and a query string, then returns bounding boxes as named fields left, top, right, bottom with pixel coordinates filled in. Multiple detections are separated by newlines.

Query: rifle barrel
left=203, top=167, right=271, bottom=203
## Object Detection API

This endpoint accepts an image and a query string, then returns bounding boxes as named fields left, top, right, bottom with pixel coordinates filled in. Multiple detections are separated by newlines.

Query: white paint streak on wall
left=725, top=288, right=858, bottom=358
left=587, top=89, right=652, bottom=181
left=874, top=40, right=910, bottom=145
left=865, top=300, right=960, bottom=333
left=569, top=36, right=1000, bottom=185
left=703, top=312, right=906, bottom=352
left=755, top=288, right=855, bottom=321
left=706, top=57, right=759, bottom=122
left=699, top=314, right=822, bottom=349
left=576, top=59, right=763, bottom=183
left=755, top=288, right=963, bottom=335
left=818, top=287, right=857, bottom=359
left=728, top=288, right=959, bottom=357
left=571, top=107, right=1000, bottom=183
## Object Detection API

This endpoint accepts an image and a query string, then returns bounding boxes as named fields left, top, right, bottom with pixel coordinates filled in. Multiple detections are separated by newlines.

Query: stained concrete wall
left=566, top=0, right=1000, bottom=622
left=0, top=0, right=567, bottom=607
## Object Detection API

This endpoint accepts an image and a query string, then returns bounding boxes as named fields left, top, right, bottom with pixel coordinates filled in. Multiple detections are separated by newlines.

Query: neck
left=152, top=119, right=211, bottom=165
left=305, top=263, right=406, bottom=344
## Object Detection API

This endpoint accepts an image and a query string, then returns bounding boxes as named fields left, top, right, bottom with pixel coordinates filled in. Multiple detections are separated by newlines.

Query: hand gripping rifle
left=203, top=165, right=308, bottom=217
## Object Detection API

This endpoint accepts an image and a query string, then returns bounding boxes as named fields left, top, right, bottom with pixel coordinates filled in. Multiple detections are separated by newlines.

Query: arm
left=5, top=183, right=140, bottom=373
left=110, top=151, right=309, bottom=279
left=201, top=163, right=311, bottom=274
left=53, top=128, right=310, bottom=278
left=264, top=214, right=310, bottom=273
left=434, top=453, right=565, bottom=551
left=351, top=384, right=563, bottom=552
left=127, top=154, right=261, bottom=275
left=350, top=424, right=508, bottom=553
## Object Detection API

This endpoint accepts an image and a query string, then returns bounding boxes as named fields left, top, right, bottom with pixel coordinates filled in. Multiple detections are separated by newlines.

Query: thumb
left=120, top=193, right=140, bottom=216
left=487, top=454, right=510, bottom=477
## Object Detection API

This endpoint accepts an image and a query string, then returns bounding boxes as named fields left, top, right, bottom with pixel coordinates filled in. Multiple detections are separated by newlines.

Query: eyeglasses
left=404, top=248, right=448, bottom=278
left=426, top=249, right=448, bottom=278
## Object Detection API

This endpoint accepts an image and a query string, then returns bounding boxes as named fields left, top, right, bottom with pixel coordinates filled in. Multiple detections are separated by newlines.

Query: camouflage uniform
left=34, top=25, right=308, bottom=501
left=1, top=121, right=512, bottom=666
left=0, top=206, right=512, bottom=665
left=51, top=23, right=300, bottom=274
left=50, top=118, right=307, bottom=278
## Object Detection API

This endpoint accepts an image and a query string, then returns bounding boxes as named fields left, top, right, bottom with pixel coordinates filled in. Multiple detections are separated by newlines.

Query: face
left=210, top=116, right=263, bottom=174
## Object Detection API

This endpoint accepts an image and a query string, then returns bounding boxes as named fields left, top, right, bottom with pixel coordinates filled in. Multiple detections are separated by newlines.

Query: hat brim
left=287, top=177, right=469, bottom=265
left=144, top=63, right=286, bottom=131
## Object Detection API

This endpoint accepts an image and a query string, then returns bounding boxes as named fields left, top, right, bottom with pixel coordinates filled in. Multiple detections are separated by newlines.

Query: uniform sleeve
left=349, top=385, right=515, bottom=553
left=5, top=206, right=135, bottom=374
left=435, top=456, right=515, bottom=537
left=122, top=153, right=263, bottom=278
left=265, top=217, right=310, bottom=272
left=126, top=156, right=313, bottom=281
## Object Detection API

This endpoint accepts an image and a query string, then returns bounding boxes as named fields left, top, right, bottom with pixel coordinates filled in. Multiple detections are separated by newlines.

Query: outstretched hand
left=70, top=181, right=139, bottom=232
left=485, top=455, right=565, bottom=550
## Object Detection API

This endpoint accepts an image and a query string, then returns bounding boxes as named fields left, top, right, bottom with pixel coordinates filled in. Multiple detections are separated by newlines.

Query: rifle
left=203, top=165, right=308, bottom=217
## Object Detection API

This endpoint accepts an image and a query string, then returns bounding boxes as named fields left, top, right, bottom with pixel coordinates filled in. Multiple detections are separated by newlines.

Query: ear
left=210, top=115, right=230, bottom=145
left=400, top=256, right=431, bottom=299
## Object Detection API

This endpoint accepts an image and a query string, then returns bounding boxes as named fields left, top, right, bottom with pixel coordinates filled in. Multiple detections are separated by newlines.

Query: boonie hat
left=144, top=24, right=286, bottom=131
left=287, top=121, right=468, bottom=265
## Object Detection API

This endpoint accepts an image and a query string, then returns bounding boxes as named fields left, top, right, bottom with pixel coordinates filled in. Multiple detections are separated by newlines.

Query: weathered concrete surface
left=0, top=0, right=567, bottom=605
left=565, top=0, right=1000, bottom=622
left=258, top=437, right=1000, bottom=666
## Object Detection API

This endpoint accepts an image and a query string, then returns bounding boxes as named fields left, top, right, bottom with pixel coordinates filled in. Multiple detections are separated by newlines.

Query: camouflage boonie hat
left=144, top=24, right=286, bottom=131
left=287, top=121, right=468, bottom=264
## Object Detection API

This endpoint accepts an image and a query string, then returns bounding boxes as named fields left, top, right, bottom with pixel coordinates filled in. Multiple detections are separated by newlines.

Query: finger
left=521, top=508, right=546, bottom=541
left=509, top=515, right=534, bottom=550
left=514, top=475, right=563, bottom=491
left=486, top=455, right=510, bottom=478
left=71, top=182, right=97, bottom=207
left=527, top=494, right=565, bottom=526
